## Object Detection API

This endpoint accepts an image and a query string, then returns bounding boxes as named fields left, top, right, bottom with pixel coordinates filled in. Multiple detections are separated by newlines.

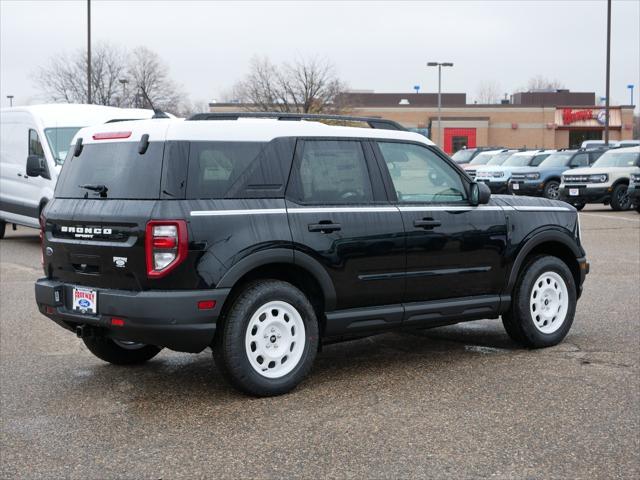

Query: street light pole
left=7, top=95, right=14, bottom=107
left=427, top=62, right=454, bottom=150
left=119, top=78, right=129, bottom=107
left=628, top=84, right=635, bottom=106
left=604, top=0, right=611, bottom=145
left=87, top=0, right=92, bottom=104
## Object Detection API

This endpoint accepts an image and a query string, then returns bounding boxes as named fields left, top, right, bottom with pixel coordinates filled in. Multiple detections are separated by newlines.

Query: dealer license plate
left=512, top=183, right=520, bottom=190
left=73, top=287, right=97, bottom=314
left=569, top=188, right=579, bottom=196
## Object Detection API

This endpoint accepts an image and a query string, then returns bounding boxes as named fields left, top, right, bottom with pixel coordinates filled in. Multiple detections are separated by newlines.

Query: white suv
left=560, top=146, right=640, bottom=211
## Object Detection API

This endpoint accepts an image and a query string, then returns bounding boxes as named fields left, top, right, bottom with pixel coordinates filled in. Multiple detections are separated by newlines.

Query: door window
left=377, top=142, right=467, bottom=203
left=28, top=129, right=44, bottom=157
left=289, top=140, right=373, bottom=204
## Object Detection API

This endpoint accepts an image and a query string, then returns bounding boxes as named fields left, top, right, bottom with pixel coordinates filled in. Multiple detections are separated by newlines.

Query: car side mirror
left=470, top=181, right=491, bottom=206
left=26, top=155, right=47, bottom=178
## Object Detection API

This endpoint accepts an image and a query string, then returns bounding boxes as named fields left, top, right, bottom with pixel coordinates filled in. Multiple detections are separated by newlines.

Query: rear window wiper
left=79, top=184, right=108, bottom=198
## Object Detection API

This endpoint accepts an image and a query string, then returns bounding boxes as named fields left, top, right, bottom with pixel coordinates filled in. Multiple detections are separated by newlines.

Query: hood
left=569, top=166, right=638, bottom=176
left=492, top=194, right=576, bottom=212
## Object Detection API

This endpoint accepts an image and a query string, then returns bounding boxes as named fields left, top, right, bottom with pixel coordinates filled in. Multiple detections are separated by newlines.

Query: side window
left=29, top=129, right=44, bottom=157
left=531, top=154, right=549, bottom=166
left=571, top=153, right=589, bottom=167
left=588, top=151, right=604, bottom=163
left=377, top=142, right=467, bottom=203
left=289, top=140, right=373, bottom=204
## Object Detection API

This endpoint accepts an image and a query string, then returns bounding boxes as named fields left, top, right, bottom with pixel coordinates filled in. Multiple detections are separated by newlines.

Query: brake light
left=92, top=131, right=132, bottom=140
left=145, top=220, right=188, bottom=279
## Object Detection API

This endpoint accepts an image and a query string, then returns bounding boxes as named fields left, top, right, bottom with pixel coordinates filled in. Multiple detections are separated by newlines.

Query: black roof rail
left=187, top=112, right=408, bottom=131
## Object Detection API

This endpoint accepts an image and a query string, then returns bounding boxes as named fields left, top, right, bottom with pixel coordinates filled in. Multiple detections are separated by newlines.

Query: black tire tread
left=83, top=335, right=162, bottom=365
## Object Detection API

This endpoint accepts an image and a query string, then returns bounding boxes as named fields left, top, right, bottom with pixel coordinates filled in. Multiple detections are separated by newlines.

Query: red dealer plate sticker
left=73, top=287, right=98, bottom=314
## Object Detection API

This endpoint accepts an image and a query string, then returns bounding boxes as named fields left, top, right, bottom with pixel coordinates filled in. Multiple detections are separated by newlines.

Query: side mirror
left=470, top=181, right=491, bottom=206
left=26, top=155, right=47, bottom=177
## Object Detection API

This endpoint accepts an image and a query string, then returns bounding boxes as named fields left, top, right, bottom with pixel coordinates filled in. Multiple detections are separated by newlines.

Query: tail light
left=145, top=220, right=188, bottom=279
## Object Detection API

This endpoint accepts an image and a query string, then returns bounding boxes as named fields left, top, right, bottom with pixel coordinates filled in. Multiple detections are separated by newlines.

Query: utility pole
left=7, top=95, right=14, bottom=107
left=427, top=62, right=454, bottom=150
left=628, top=84, right=635, bottom=106
left=119, top=78, right=129, bottom=107
left=604, top=0, right=611, bottom=145
left=87, top=0, right=92, bottom=104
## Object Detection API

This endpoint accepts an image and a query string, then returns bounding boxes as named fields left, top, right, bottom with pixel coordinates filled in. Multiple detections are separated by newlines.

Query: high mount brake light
left=145, top=220, right=188, bottom=279
left=92, top=131, right=132, bottom=140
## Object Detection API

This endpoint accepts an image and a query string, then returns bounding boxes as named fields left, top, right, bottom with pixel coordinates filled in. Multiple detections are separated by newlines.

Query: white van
left=0, top=104, right=158, bottom=237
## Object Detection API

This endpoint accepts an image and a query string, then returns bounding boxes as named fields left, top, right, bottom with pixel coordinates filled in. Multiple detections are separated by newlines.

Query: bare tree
left=232, top=56, right=348, bottom=113
left=34, top=44, right=187, bottom=114
left=526, top=75, right=565, bottom=91
left=127, top=46, right=185, bottom=113
left=475, top=80, right=502, bottom=104
left=35, top=42, right=127, bottom=105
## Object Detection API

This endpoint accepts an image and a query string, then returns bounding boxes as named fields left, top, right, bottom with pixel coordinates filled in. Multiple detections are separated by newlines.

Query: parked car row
left=457, top=145, right=640, bottom=211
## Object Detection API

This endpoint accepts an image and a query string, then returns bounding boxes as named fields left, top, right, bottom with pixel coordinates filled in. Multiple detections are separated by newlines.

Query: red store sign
left=562, top=109, right=594, bottom=124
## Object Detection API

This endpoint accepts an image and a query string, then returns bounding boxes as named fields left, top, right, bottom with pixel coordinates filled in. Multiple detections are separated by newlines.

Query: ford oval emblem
left=45, top=247, right=53, bottom=256
left=78, top=299, right=90, bottom=308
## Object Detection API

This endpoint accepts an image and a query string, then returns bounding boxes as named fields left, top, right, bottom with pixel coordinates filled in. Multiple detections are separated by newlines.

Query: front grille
left=511, top=174, right=526, bottom=180
left=467, top=170, right=476, bottom=178
left=564, top=175, right=590, bottom=183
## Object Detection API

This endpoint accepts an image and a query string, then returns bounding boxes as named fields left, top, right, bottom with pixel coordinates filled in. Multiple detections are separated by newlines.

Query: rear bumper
left=35, top=278, right=230, bottom=353
left=560, top=185, right=612, bottom=204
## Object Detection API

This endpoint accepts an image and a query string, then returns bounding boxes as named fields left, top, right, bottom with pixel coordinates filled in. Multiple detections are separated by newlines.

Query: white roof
left=73, top=117, right=434, bottom=145
left=612, top=146, right=639, bottom=153
left=0, top=103, right=158, bottom=128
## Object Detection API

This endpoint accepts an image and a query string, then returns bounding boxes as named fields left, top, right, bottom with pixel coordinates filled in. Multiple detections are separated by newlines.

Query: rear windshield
left=55, top=142, right=165, bottom=199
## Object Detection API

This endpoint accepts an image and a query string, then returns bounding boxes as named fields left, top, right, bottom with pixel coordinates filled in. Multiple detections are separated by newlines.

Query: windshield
left=44, top=127, right=81, bottom=164
left=486, top=151, right=515, bottom=165
left=592, top=151, right=640, bottom=168
left=469, top=152, right=496, bottom=165
left=539, top=153, right=573, bottom=168
left=451, top=149, right=475, bottom=163
left=503, top=153, right=535, bottom=167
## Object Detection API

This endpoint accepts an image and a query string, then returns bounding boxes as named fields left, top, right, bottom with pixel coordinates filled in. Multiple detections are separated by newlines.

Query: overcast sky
left=1, top=0, right=639, bottom=110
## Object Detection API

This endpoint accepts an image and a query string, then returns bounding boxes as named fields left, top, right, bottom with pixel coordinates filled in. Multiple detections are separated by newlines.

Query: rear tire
left=610, top=184, right=630, bottom=211
left=502, top=255, right=576, bottom=348
left=543, top=181, right=560, bottom=200
left=213, top=280, right=319, bottom=396
left=82, top=334, right=162, bottom=365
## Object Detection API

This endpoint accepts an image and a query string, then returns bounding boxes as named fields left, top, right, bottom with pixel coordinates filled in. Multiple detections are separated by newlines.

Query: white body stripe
left=190, top=204, right=572, bottom=216
left=190, top=208, right=286, bottom=216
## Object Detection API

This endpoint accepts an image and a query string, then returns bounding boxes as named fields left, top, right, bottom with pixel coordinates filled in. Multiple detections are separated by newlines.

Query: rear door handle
left=413, top=218, right=441, bottom=229
left=308, top=222, right=341, bottom=233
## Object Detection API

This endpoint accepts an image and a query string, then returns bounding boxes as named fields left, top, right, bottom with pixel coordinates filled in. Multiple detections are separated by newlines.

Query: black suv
left=35, top=113, right=589, bottom=396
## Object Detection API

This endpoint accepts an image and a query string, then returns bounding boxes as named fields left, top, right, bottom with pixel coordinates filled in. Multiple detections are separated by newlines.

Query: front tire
left=213, top=280, right=319, bottom=396
left=502, top=255, right=576, bottom=348
left=543, top=180, right=560, bottom=200
left=610, top=184, right=630, bottom=211
left=572, top=202, right=586, bottom=211
left=82, top=334, right=162, bottom=365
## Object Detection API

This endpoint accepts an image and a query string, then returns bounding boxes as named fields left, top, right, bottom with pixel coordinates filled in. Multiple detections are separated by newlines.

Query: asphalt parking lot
left=1, top=205, right=638, bottom=479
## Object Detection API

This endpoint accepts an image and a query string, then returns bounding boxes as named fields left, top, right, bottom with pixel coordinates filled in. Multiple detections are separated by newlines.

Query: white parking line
left=580, top=212, right=640, bottom=223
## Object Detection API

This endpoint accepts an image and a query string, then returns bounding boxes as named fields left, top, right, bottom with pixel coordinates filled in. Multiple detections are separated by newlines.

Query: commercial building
left=208, top=89, right=636, bottom=154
